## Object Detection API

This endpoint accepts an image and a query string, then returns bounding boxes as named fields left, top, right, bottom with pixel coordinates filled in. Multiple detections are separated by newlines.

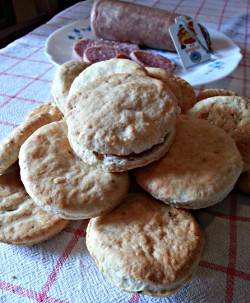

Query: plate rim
left=45, top=20, right=242, bottom=86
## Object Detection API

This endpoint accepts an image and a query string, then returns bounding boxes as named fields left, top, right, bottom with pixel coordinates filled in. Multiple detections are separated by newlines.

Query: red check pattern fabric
left=0, top=1, right=249, bottom=302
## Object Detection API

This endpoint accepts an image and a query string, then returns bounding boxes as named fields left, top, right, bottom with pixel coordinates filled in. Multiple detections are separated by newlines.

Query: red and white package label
left=169, top=16, right=211, bottom=69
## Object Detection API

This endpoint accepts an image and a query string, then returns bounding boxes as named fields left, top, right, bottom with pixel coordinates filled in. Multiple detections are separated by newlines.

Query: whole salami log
left=91, top=0, right=179, bottom=51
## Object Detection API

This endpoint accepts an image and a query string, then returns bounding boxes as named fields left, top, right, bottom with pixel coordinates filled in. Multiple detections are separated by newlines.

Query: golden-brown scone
left=19, top=121, right=129, bottom=220
left=188, top=96, right=250, bottom=170
left=51, top=60, right=89, bottom=114
left=134, top=115, right=243, bottom=209
left=86, top=193, right=204, bottom=296
left=0, top=103, right=62, bottom=175
left=145, top=67, right=195, bottom=113
left=68, top=58, right=147, bottom=99
left=145, top=67, right=182, bottom=102
left=26, top=102, right=62, bottom=119
left=145, top=67, right=171, bottom=82
left=171, top=75, right=196, bottom=112
left=196, top=88, right=238, bottom=102
left=66, top=73, right=178, bottom=171
left=0, top=164, right=69, bottom=245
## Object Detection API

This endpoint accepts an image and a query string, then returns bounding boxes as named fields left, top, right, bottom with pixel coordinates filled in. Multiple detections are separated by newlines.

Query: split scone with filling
left=66, top=73, right=178, bottom=172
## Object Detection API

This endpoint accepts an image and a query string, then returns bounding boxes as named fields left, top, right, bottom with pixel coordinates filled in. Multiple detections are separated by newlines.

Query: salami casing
left=91, top=0, right=178, bottom=51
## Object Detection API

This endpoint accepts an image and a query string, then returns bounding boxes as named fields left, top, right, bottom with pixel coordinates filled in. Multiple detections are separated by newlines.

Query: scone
left=145, top=67, right=182, bottom=102
left=196, top=88, right=238, bottom=102
left=86, top=193, right=203, bottom=296
left=51, top=60, right=89, bottom=113
left=0, top=102, right=62, bottom=175
left=171, top=75, right=196, bottom=112
left=134, top=115, right=243, bottom=209
left=19, top=121, right=129, bottom=220
left=66, top=73, right=178, bottom=172
left=68, top=58, right=147, bottom=98
left=146, top=67, right=195, bottom=113
left=0, top=164, right=68, bottom=245
left=188, top=96, right=250, bottom=170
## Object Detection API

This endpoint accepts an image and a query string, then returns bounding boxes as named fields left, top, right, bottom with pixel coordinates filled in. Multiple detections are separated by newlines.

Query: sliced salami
left=116, top=53, right=131, bottom=59
left=84, top=46, right=119, bottom=63
left=130, top=50, right=176, bottom=73
left=73, top=38, right=139, bottom=61
left=105, top=40, right=139, bottom=54
left=73, top=39, right=94, bottom=61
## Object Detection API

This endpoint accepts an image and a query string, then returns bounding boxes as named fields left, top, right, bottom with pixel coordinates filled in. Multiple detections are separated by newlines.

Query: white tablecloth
left=0, top=1, right=249, bottom=302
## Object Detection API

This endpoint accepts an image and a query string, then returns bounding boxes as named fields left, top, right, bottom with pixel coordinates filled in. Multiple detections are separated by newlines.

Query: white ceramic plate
left=45, top=20, right=242, bottom=86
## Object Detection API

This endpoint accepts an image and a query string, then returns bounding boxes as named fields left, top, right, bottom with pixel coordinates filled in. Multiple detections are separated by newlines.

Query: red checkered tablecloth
left=0, top=1, right=249, bottom=302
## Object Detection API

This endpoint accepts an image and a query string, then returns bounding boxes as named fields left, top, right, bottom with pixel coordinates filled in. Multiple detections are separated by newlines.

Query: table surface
left=0, top=1, right=250, bottom=303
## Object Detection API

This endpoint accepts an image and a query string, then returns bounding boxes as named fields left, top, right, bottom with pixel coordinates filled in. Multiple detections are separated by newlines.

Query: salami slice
left=106, top=41, right=139, bottom=54
left=130, top=50, right=175, bottom=72
left=84, top=46, right=119, bottom=63
left=73, top=39, right=94, bottom=61
left=73, top=38, right=139, bottom=61
left=116, top=53, right=131, bottom=59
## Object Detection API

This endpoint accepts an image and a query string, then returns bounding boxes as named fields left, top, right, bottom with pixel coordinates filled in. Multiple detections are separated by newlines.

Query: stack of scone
left=0, top=58, right=247, bottom=297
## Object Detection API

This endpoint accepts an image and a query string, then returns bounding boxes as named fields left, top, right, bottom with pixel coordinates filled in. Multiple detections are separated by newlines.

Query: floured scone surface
left=188, top=96, right=250, bottom=170
left=134, top=115, right=243, bottom=209
left=51, top=60, right=89, bottom=113
left=19, top=121, right=129, bottom=220
left=86, top=193, right=203, bottom=296
left=0, top=102, right=62, bottom=175
left=145, top=67, right=195, bottom=113
left=170, top=75, right=196, bottom=113
left=0, top=164, right=68, bottom=245
left=27, top=102, right=62, bottom=119
left=145, top=67, right=182, bottom=102
left=66, top=73, right=177, bottom=157
left=196, top=88, right=238, bottom=102
left=68, top=58, right=147, bottom=98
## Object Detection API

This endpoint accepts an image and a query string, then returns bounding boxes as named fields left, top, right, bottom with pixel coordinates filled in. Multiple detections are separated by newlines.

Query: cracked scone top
left=68, top=58, right=147, bottom=99
left=51, top=60, right=90, bottom=114
left=0, top=164, right=68, bottom=245
left=134, top=115, right=243, bottom=209
left=0, top=102, right=62, bottom=175
left=19, top=121, right=129, bottom=220
left=188, top=96, right=250, bottom=170
left=145, top=67, right=196, bottom=113
left=65, top=73, right=178, bottom=170
left=86, top=193, right=203, bottom=296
